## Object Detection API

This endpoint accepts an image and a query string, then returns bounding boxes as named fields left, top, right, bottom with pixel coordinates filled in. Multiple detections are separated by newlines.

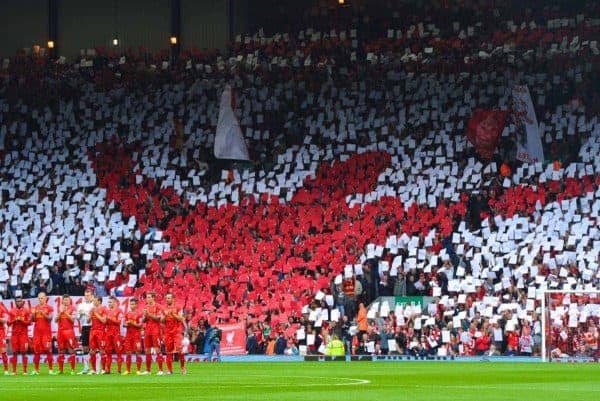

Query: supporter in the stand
left=519, top=326, right=533, bottom=356
left=342, top=275, right=358, bottom=319
left=475, top=330, right=491, bottom=356
left=394, top=326, right=407, bottom=355
left=505, top=328, right=519, bottom=356
left=583, top=320, right=599, bottom=357
left=245, top=328, right=258, bottom=355
left=190, top=320, right=207, bottom=355
left=393, top=268, right=407, bottom=296
left=284, top=338, right=299, bottom=356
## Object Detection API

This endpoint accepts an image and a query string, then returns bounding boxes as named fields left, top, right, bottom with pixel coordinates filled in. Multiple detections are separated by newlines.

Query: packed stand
left=0, top=0, right=599, bottom=358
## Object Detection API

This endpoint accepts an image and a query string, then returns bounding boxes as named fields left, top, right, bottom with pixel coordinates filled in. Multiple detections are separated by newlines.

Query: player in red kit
left=122, top=297, right=144, bottom=375
left=163, top=293, right=187, bottom=375
left=88, top=296, right=108, bottom=374
left=104, top=296, right=124, bottom=374
left=141, top=292, right=164, bottom=375
left=0, top=302, right=9, bottom=375
left=31, top=292, right=55, bottom=375
left=8, top=296, right=31, bottom=375
left=55, top=295, right=77, bottom=374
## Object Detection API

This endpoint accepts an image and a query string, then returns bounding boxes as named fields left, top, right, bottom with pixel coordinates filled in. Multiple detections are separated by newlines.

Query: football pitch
left=1, top=362, right=598, bottom=401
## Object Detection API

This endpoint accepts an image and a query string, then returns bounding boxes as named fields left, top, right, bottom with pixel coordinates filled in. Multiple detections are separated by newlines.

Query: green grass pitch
left=1, top=362, right=598, bottom=401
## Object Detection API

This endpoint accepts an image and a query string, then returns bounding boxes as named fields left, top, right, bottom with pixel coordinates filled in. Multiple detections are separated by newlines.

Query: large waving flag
left=214, top=84, right=250, bottom=160
left=465, top=109, right=509, bottom=160
left=512, top=85, right=544, bottom=163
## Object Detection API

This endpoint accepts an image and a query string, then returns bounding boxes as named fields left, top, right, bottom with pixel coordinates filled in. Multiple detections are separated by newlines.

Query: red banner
left=465, top=109, right=508, bottom=160
left=218, top=322, right=247, bottom=355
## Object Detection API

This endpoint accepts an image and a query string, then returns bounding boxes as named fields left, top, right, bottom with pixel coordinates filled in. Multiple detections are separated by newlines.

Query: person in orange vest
left=356, top=303, right=368, bottom=335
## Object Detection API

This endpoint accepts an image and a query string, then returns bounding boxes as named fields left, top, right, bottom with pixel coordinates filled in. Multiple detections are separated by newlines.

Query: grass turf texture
left=1, top=362, right=598, bottom=401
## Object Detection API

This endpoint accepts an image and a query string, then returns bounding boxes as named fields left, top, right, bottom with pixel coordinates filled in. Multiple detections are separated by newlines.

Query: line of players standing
left=0, top=289, right=187, bottom=376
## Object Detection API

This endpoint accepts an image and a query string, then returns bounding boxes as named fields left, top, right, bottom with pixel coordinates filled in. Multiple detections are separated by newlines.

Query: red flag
left=465, top=110, right=508, bottom=159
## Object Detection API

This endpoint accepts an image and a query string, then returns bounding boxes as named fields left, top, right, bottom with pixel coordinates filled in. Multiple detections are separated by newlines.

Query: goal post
left=541, top=289, right=600, bottom=362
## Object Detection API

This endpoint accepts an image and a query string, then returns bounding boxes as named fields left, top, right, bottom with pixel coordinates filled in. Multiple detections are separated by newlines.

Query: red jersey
left=9, top=306, right=31, bottom=335
left=507, top=331, right=520, bottom=349
left=32, top=303, right=53, bottom=334
left=0, top=303, right=8, bottom=335
left=124, top=310, right=144, bottom=336
left=342, top=279, right=355, bottom=297
left=143, top=304, right=163, bottom=333
left=57, top=305, right=76, bottom=332
left=553, top=328, right=569, bottom=353
left=585, top=330, right=598, bottom=348
left=106, top=307, right=123, bottom=335
left=163, top=305, right=183, bottom=335
left=91, top=305, right=108, bottom=332
left=475, top=334, right=491, bottom=351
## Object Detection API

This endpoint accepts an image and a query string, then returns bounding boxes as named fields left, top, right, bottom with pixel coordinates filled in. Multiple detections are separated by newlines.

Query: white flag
left=214, top=84, right=250, bottom=160
left=512, top=85, right=544, bottom=163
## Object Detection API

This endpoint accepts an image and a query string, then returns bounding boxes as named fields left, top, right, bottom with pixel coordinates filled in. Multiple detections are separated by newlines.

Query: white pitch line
left=6, top=376, right=371, bottom=390
left=373, top=384, right=600, bottom=392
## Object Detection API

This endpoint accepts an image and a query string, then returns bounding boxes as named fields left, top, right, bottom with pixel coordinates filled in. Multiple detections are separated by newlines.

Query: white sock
left=83, top=354, right=89, bottom=370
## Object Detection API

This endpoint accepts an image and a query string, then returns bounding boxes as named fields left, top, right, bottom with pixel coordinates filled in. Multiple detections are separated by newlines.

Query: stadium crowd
left=1, top=0, right=599, bottom=362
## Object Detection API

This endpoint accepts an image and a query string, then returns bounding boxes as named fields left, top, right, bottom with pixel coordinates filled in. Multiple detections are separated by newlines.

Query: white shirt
left=77, top=300, right=94, bottom=327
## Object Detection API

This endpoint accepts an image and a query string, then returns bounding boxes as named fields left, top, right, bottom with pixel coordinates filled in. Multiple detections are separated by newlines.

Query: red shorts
left=89, top=330, right=105, bottom=350
left=164, top=333, right=183, bottom=353
left=143, top=331, right=162, bottom=352
left=0, top=332, right=6, bottom=349
left=123, top=334, right=142, bottom=353
left=57, top=330, right=77, bottom=351
left=11, top=334, right=29, bottom=353
left=104, top=332, right=123, bottom=353
left=32, top=332, right=52, bottom=353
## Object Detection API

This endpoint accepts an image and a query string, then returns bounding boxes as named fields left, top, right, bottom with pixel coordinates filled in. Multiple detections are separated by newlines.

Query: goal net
left=542, top=290, right=600, bottom=362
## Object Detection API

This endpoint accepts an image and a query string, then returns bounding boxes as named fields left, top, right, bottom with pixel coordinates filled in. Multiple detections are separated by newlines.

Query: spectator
left=283, top=339, right=299, bottom=356
left=245, top=328, right=258, bottom=355
left=475, top=330, right=491, bottom=356
left=519, top=326, right=533, bottom=356
left=356, top=303, right=368, bottom=335
left=274, top=333, right=287, bottom=355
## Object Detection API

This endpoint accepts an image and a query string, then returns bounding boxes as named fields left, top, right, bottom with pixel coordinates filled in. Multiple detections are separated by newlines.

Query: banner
left=465, top=109, right=508, bottom=159
left=214, top=84, right=250, bottom=161
left=1, top=296, right=131, bottom=338
left=394, top=296, right=434, bottom=310
left=217, top=322, right=247, bottom=356
left=512, top=85, right=544, bottom=163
